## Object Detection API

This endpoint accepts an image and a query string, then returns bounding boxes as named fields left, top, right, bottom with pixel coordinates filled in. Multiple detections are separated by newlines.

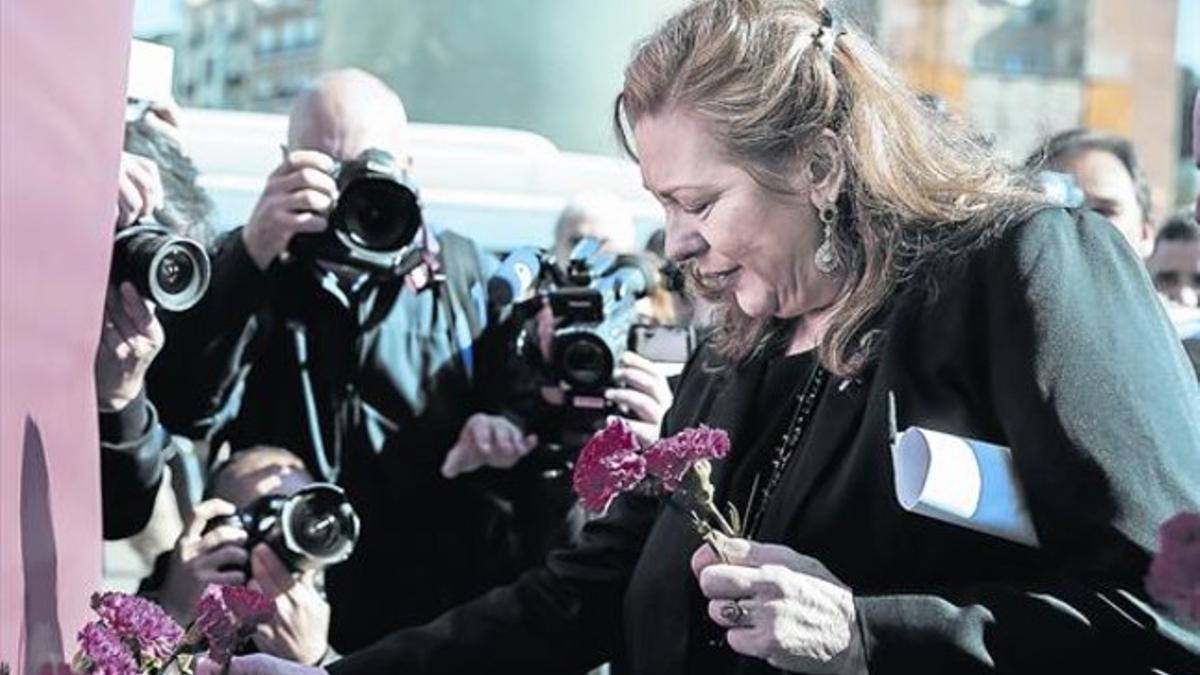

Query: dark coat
left=100, top=392, right=169, bottom=539
left=329, top=208, right=1200, bottom=674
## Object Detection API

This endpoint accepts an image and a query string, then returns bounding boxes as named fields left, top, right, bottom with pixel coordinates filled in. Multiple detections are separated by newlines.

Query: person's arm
left=97, top=280, right=168, bottom=540
left=327, top=489, right=662, bottom=675
left=148, top=228, right=270, bottom=436
left=856, top=209, right=1200, bottom=673
left=100, top=391, right=170, bottom=539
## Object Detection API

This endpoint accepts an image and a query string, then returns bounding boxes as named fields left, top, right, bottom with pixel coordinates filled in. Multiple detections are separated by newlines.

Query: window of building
left=282, top=18, right=301, bottom=50
left=256, top=25, right=275, bottom=54
left=303, top=17, right=320, bottom=45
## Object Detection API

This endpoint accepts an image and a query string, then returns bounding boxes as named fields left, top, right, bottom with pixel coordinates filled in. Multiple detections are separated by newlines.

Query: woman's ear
left=804, top=129, right=846, bottom=208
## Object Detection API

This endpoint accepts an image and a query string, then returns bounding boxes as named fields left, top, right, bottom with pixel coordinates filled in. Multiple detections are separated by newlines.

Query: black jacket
left=148, top=228, right=557, bottom=652
left=328, top=208, right=1200, bottom=674
left=100, top=392, right=169, bottom=539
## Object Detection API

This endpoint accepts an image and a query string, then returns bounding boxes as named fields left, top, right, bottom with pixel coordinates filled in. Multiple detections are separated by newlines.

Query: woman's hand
left=197, top=654, right=325, bottom=675
left=691, top=537, right=867, bottom=674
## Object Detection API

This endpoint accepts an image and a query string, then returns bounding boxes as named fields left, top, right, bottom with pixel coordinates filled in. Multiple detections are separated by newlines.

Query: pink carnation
left=194, top=584, right=274, bottom=664
left=644, top=425, right=730, bottom=490
left=77, top=622, right=137, bottom=675
left=572, top=419, right=645, bottom=514
left=90, top=591, right=183, bottom=662
left=1146, top=511, right=1200, bottom=625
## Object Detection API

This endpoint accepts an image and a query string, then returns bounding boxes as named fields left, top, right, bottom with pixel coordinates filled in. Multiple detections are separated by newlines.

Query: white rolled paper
left=891, top=427, right=1040, bottom=547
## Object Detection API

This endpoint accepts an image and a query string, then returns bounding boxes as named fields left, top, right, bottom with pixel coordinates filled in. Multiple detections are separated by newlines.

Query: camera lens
left=112, top=224, right=211, bottom=312
left=156, top=248, right=196, bottom=294
left=339, top=178, right=420, bottom=252
left=279, top=484, right=360, bottom=571
left=559, top=334, right=613, bottom=388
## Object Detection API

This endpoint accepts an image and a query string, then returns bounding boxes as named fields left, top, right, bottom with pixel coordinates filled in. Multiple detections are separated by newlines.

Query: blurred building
left=318, top=0, right=690, bottom=155
left=176, top=0, right=322, bottom=112
left=160, top=0, right=1188, bottom=215
left=876, top=0, right=1181, bottom=220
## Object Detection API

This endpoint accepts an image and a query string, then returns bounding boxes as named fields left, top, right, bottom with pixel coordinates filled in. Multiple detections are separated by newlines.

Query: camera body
left=291, top=148, right=425, bottom=277
left=111, top=219, right=211, bottom=312
left=490, top=238, right=697, bottom=471
left=209, top=483, right=361, bottom=574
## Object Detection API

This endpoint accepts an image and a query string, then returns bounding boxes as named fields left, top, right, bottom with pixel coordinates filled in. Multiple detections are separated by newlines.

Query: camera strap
left=289, top=320, right=341, bottom=482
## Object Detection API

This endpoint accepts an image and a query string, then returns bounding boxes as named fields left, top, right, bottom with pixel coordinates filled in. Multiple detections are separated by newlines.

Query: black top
left=326, top=207, right=1200, bottom=675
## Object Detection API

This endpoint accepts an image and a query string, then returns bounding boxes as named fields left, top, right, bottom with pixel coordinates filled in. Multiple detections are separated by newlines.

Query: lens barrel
left=112, top=223, right=210, bottom=311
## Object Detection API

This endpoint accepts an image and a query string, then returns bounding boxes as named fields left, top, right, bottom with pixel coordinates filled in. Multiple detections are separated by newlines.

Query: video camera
left=489, top=238, right=694, bottom=469
left=111, top=219, right=211, bottom=312
left=208, top=483, right=361, bottom=574
left=291, top=148, right=426, bottom=278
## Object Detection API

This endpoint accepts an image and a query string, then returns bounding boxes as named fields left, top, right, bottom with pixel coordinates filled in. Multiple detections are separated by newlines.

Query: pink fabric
left=1, top=1, right=134, bottom=672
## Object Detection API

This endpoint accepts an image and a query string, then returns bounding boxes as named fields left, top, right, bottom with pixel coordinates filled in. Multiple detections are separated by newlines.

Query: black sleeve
left=327, top=491, right=662, bottom=675
left=148, top=228, right=269, bottom=437
left=857, top=209, right=1200, bottom=673
left=327, top=342, right=713, bottom=675
left=100, top=391, right=171, bottom=539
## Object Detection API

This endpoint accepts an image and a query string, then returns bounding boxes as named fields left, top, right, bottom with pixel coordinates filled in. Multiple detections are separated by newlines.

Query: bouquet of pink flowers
left=69, top=584, right=273, bottom=675
left=1146, top=511, right=1200, bottom=627
left=573, top=420, right=739, bottom=550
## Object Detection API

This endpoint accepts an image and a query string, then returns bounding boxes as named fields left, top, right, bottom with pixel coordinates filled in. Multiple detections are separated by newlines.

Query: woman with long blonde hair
left=220, top=1, right=1200, bottom=673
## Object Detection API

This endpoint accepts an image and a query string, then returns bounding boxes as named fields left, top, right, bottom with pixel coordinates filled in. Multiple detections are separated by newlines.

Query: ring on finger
left=719, top=599, right=752, bottom=627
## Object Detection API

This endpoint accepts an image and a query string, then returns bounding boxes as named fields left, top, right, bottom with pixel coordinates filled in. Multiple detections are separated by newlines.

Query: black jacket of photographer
left=147, top=225, right=546, bottom=652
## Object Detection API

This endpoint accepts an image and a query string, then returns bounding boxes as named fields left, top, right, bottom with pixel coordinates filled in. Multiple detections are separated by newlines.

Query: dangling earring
left=814, top=203, right=840, bottom=274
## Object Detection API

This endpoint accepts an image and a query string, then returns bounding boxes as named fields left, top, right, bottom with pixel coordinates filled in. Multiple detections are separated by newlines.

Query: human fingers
left=282, top=150, right=337, bottom=174
left=251, top=544, right=296, bottom=600
left=182, top=499, right=238, bottom=541
left=275, top=167, right=338, bottom=199
left=198, top=525, right=249, bottom=553
left=119, top=282, right=159, bottom=339
left=603, top=388, right=663, bottom=425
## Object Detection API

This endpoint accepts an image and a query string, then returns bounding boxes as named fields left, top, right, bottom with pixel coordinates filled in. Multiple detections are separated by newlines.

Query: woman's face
left=633, top=108, right=839, bottom=320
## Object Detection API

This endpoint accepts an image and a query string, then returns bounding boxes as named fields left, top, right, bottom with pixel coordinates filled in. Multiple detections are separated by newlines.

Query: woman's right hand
left=198, top=654, right=326, bottom=675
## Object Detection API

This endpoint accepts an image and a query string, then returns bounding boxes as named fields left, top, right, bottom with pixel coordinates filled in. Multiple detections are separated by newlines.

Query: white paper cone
left=892, top=427, right=1040, bottom=547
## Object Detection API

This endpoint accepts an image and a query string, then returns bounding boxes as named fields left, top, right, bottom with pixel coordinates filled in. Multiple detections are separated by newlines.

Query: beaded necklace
left=743, top=363, right=829, bottom=537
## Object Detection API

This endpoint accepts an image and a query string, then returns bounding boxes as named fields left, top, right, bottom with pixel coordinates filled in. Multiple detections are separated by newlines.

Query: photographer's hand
left=441, top=414, right=539, bottom=478
left=158, top=499, right=249, bottom=623
left=605, top=350, right=674, bottom=446
left=95, top=282, right=165, bottom=412
left=243, top=150, right=338, bottom=270
left=250, top=544, right=331, bottom=666
left=116, top=151, right=164, bottom=228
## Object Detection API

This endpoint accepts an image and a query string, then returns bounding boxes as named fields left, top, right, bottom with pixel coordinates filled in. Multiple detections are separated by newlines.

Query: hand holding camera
left=159, top=498, right=251, bottom=622
left=95, top=282, right=166, bottom=412
left=117, top=151, right=164, bottom=228
left=605, top=350, right=674, bottom=447
left=243, top=150, right=338, bottom=270
left=249, top=544, right=330, bottom=666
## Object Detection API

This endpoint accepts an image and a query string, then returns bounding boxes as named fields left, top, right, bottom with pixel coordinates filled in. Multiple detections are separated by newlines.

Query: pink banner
left=1, top=1, right=134, bottom=671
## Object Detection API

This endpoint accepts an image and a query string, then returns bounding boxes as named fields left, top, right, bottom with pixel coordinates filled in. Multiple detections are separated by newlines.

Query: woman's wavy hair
left=615, top=0, right=1048, bottom=376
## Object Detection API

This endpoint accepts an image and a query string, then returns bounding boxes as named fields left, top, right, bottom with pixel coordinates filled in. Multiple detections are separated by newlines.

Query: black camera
left=111, top=220, right=211, bottom=312
left=489, top=239, right=670, bottom=470
left=210, top=483, right=361, bottom=573
left=291, top=148, right=425, bottom=277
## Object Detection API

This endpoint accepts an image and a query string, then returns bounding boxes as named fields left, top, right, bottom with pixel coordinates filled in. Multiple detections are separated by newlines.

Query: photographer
left=147, top=69, right=553, bottom=652
left=138, top=446, right=332, bottom=665
left=100, top=107, right=213, bottom=539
